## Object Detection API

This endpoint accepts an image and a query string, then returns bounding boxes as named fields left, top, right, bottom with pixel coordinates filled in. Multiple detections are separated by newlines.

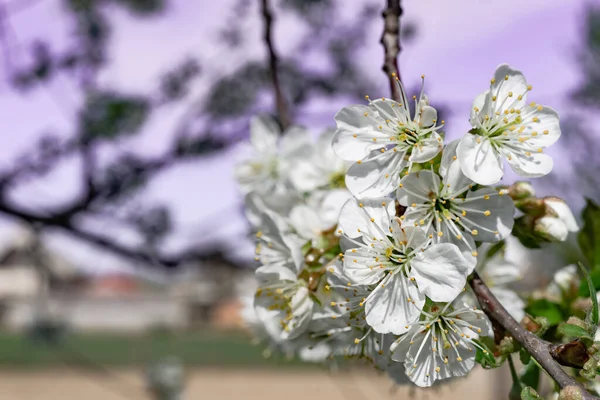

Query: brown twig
left=260, top=0, right=291, bottom=130
left=380, top=0, right=402, bottom=101
left=470, top=272, right=598, bottom=399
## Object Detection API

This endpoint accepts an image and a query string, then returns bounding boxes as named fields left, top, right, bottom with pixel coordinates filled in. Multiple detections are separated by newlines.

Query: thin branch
left=260, top=0, right=291, bottom=130
left=470, top=272, right=598, bottom=399
left=380, top=0, right=402, bottom=101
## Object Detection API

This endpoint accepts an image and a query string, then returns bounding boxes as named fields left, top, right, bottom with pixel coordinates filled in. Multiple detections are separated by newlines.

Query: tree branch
left=380, top=0, right=402, bottom=101
left=260, top=0, right=291, bottom=130
left=470, top=272, right=598, bottom=399
left=0, top=199, right=245, bottom=270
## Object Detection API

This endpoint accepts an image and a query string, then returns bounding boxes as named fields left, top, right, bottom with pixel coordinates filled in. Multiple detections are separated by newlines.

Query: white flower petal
left=410, top=133, right=443, bottom=163
left=490, top=64, right=529, bottom=110
left=345, top=150, right=405, bottom=197
left=491, top=287, right=525, bottom=322
left=457, top=134, right=504, bottom=185
left=338, top=197, right=395, bottom=239
left=365, top=275, right=424, bottom=334
left=525, top=106, right=561, bottom=147
left=461, top=187, right=515, bottom=242
left=250, top=115, right=280, bottom=154
left=439, top=139, right=460, bottom=178
left=505, top=150, right=553, bottom=178
left=333, top=105, right=388, bottom=160
left=397, top=170, right=440, bottom=206
left=419, top=105, right=437, bottom=127
left=343, top=247, right=386, bottom=285
left=545, top=198, right=578, bottom=232
left=289, top=205, right=325, bottom=240
left=282, top=286, right=314, bottom=340
left=288, top=160, right=328, bottom=192
left=410, top=243, right=469, bottom=302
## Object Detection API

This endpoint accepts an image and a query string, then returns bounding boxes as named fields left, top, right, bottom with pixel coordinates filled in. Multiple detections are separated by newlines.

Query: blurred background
left=0, top=0, right=598, bottom=399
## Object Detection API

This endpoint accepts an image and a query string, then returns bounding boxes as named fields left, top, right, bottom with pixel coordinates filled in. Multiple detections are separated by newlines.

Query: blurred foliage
left=2, top=0, right=420, bottom=262
left=578, top=199, right=600, bottom=270
left=0, top=332, right=318, bottom=367
left=79, top=91, right=150, bottom=140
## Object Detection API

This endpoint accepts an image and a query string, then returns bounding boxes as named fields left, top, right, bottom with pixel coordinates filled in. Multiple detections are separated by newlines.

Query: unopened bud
left=515, top=197, right=545, bottom=216
left=533, top=216, right=569, bottom=242
left=566, top=316, right=588, bottom=331
left=499, top=336, right=517, bottom=355
left=558, top=386, right=583, bottom=400
left=533, top=317, right=550, bottom=336
left=508, top=181, right=536, bottom=200
left=543, top=197, right=579, bottom=233
left=523, top=315, right=542, bottom=333
left=581, top=358, right=597, bottom=380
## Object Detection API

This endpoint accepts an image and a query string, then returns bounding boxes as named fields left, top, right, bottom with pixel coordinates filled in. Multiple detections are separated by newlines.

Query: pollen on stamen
left=472, top=251, right=478, bottom=257
left=490, top=78, right=496, bottom=84
left=471, top=229, right=478, bottom=235
left=484, top=210, right=491, bottom=216
left=527, top=84, right=533, bottom=90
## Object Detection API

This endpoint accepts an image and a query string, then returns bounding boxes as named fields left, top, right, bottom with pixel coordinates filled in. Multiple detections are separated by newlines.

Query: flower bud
left=558, top=386, right=583, bottom=400
left=581, top=358, right=597, bottom=380
left=499, top=336, right=517, bottom=355
left=566, top=316, right=588, bottom=331
left=543, top=197, right=579, bottom=233
left=508, top=181, right=536, bottom=200
left=515, top=197, right=545, bottom=216
left=534, top=216, right=569, bottom=242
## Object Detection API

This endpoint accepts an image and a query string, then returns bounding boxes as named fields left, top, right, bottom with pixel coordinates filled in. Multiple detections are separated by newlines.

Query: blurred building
left=0, top=228, right=254, bottom=333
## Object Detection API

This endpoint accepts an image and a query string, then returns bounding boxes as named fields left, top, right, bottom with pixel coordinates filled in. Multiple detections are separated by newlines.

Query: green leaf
left=557, top=322, right=593, bottom=339
left=579, top=262, right=599, bottom=329
left=525, top=299, right=564, bottom=326
left=578, top=267, right=600, bottom=297
left=520, top=361, right=541, bottom=391
left=520, top=387, right=541, bottom=400
left=474, top=338, right=498, bottom=369
left=519, top=348, right=531, bottom=365
left=578, top=198, right=600, bottom=269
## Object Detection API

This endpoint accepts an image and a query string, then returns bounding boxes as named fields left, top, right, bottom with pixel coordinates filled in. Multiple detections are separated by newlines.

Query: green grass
left=0, top=331, right=315, bottom=368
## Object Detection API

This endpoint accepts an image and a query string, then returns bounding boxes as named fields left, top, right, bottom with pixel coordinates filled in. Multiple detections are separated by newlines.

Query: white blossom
left=390, top=303, right=493, bottom=387
left=397, top=140, right=515, bottom=267
left=288, top=190, right=352, bottom=245
left=477, top=246, right=525, bottom=322
left=538, top=197, right=579, bottom=241
left=458, top=64, right=561, bottom=185
left=289, top=129, right=349, bottom=192
left=235, top=116, right=312, bottom=221
left=253, top=211, right=312, bottom=342
left=338, top=198, right=470, bottom=334
left=332, top=78, right=444, bottom=198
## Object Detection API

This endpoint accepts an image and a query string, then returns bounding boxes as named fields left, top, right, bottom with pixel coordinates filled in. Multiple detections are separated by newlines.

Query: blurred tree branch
left=380, top=0, right=402, bottom=100
left=260, top=0, right=291, bottom=130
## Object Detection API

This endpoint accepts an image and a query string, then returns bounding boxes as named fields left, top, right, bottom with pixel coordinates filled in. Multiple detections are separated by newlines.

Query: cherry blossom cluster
left=235, top=64, right=567, bottom=387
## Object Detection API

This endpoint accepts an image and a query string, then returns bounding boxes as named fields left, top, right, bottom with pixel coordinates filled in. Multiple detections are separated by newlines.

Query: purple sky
left=0, top=0, right=594, bottom=274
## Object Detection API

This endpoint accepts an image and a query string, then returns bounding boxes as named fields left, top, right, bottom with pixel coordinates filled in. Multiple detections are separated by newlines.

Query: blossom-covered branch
left=260, top=0, right=291, bottom=130
left=380, top=0, right=402, bottom=101
left=470, top=272, right=597, bottom=399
